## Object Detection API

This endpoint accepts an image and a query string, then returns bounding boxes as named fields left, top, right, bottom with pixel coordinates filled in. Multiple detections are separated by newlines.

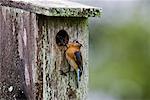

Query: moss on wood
left=0, top=0, right=102, bottom=17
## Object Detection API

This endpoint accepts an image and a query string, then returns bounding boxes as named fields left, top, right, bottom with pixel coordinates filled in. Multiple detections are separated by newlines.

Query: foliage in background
left=89, top=11, right=150, bottom=100
left=72, top=0, right=150, bottom=99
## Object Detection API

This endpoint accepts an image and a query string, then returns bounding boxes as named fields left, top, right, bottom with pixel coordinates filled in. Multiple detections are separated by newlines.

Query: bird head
left=73, top=40, right=82, bottom=47
left=67, top=40, right=82, bottom=48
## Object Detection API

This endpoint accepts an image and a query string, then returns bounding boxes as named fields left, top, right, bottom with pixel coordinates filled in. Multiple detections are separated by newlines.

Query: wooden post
left=0, top=0, right=101, bottom=100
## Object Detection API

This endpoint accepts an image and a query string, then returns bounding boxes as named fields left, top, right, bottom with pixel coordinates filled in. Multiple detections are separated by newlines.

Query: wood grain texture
left=37, top=16, right=89, bottom=100
left=0, top=5, right=89, bottom=100
left=0, top=6, right=37, bottom=100
left=0, top=0, right=101, bottom=17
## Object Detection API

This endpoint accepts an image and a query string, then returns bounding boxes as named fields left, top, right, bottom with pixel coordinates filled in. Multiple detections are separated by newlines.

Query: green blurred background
left=72, top=0, right=150, bottom=100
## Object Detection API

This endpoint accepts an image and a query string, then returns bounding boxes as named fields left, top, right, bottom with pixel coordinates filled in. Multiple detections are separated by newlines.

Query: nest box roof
left=0, top=0, right=101, bottom=17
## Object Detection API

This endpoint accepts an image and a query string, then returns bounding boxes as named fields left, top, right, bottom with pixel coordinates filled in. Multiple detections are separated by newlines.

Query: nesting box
left=0, top=0, right=101, bottom=100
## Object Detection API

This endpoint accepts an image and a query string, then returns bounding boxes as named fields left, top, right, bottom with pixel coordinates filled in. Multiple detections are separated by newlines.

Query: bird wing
left=74, top=51, right=83, bottom=71
left=65, top=50, right=78, bottom=70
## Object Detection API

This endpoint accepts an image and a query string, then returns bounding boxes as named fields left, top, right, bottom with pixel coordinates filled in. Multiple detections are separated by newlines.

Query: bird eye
left=73, top=40, right=80, bottom=44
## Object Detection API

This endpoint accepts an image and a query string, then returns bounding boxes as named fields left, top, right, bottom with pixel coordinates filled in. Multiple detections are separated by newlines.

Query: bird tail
left=76, top=69, right=82, bottom=88
left=77, top=69, right=81, bottom=82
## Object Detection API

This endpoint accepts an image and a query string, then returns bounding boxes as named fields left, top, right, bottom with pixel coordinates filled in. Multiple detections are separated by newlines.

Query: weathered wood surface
left=37, top=16, right=89, bottom=100
left=0, top=0, right=101, bottom=17
left=0, top=6, right=89, bottom=100
left=0, top=6, right=37, bottom=100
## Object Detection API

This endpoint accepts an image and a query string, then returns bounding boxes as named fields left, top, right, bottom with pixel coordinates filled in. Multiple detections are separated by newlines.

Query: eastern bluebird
left=65, top=40, right=83, bottom=88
